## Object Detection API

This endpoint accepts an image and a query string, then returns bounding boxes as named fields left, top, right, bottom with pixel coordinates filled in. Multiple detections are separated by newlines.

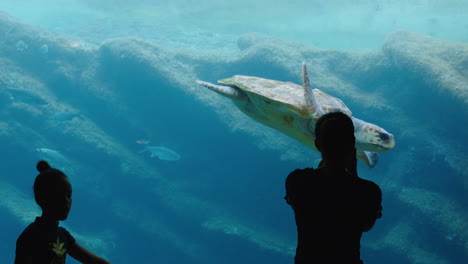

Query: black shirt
left=285, top=168, right=382, bottom=264
left=15, top=217, right=76, bottom=264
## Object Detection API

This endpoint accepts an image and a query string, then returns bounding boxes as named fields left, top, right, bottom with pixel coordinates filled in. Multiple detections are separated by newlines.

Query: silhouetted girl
left=15, top=160, right=110, bottom=264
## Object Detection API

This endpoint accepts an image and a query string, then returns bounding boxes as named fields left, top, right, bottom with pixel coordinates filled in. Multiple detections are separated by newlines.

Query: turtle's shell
left=219, top=75, right=352, bottom=119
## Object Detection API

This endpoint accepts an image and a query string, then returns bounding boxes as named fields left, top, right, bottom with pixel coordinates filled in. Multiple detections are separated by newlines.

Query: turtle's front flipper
left=357, top=150, right=379, bottom=168
left=302, top=63, right=325, bottom=120
left=196, top=80, right=247, bottom=101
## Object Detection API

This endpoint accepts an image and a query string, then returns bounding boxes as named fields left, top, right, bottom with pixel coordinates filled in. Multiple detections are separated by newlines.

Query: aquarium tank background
left=0, top=0, right=467, bottom=263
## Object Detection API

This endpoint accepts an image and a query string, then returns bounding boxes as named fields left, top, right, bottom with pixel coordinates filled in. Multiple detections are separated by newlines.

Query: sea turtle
left=196, top=63, right=395, bottom=168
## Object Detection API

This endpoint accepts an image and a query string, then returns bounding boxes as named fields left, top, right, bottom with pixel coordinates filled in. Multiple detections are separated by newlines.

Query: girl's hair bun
left=36, top=160, right=52, bottom=173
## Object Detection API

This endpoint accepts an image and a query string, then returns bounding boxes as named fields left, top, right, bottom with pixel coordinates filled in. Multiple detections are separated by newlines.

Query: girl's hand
left=68, top=242, right=111, bottom=264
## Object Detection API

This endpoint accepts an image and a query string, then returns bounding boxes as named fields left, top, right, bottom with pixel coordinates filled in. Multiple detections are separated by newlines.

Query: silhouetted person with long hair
left=285, top=112, right=382, bottom=264
left=15, top=160, right=110, bottom=264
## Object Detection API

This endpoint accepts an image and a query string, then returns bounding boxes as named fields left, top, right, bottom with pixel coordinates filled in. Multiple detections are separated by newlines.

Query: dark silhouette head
left=34, top=160, right=72, bottom=221
left=314, top=112, right=356, bottom=168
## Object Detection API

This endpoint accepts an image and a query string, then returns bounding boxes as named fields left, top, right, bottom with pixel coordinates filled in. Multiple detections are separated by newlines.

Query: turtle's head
left=352, top=117, right=395, bottom=152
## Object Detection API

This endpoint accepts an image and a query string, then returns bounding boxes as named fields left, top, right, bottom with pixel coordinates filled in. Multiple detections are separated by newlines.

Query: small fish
left=50, top=111, right=80, bottom=121
left=136, top=139, right=150, bottom=145
left=140, top=146, right=181, bottom=161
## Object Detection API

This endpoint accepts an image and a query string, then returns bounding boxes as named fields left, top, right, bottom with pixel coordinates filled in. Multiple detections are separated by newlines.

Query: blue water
left=0, top=1, right=467, bottom=264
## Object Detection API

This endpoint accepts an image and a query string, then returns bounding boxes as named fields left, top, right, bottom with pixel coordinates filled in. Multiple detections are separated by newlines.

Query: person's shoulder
left=18, top=221, right=38, bottom=237
left=285, top=168, right=315, bottom=204
left=289, top=167, right=315, bottom=176
left=286, top=167, right=315, bottom=189
left=356, top=177, right=382, bottom=195
left=57, top=225, right=70, bottom=234
left=16, top=221, right=37, bottom=247
left=358, top=177, right=380, bottom=188
left=287, top=167, right=315, bottom=181
left=58, top=225, right=76, bottom=244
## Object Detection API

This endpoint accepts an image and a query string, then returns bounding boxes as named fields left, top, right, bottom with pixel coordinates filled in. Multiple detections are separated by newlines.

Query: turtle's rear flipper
left=357, top=150, right=379, bottom=168
left=196, top=80, right=247, bottom=101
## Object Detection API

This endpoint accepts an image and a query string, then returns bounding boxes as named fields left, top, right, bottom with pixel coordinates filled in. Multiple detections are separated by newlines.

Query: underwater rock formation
left=383, top=30, right=468, bottom=104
